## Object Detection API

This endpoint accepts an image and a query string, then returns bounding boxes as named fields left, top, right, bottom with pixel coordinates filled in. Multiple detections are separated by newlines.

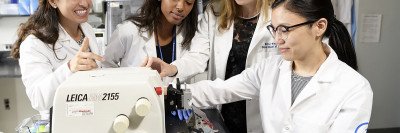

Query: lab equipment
left=92, top=0, right=104, bottom=13
left=51, top=67, right=164, bottom=133
left=15, top=114, right=50, bottom=133
left=50, top=67, right=217, bottom=133
left=104, top=0, right=144, bottom=46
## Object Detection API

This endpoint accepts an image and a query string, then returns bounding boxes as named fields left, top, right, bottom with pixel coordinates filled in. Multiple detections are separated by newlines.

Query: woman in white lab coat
left=202, top=0, right=277, bottom=132
left=11, top=0, right=103, bottom=118
left=185, top=0, right=373, bottom=132
left=102, top=0, right=209, bottom=82
left=147, top=0, right=275, bottom=132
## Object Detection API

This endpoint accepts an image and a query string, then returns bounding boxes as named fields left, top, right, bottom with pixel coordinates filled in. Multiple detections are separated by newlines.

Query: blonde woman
left=200, top=1, right=276, bottom=132
left=147, top=0, right=275, bottom=132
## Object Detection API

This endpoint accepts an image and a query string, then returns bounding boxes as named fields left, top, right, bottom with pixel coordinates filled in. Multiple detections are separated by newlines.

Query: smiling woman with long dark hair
left=11, top=0, right=104, bottom=119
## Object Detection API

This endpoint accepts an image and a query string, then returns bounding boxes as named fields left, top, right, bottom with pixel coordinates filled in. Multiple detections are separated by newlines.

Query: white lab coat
left=331, top=0, right=353, bottom=33
left=193, top=5, right=277, bottom=132
left=102, top=21, right=209, bottom=82
left=188, top=45, right=373, bottom=132
left=19, top=23, right=102, bottom=116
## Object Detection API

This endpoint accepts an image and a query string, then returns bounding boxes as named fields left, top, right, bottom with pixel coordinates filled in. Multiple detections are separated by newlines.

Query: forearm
left=188, top=75, right=259, bottom=108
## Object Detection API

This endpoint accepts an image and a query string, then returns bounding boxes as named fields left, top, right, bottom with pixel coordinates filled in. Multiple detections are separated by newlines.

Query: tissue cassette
left=51, top=67, right=166, bottom=133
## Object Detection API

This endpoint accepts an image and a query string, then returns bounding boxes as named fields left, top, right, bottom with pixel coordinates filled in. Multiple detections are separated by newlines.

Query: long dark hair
left=11, top=0, right=61, bottom=59
left=271, top=0, right=358, bottom=70
left=127, top=0, right=198, bottom=50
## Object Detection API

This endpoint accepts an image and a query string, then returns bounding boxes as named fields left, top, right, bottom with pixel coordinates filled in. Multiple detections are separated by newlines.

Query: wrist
left=169, top=65, right=178, bottom=77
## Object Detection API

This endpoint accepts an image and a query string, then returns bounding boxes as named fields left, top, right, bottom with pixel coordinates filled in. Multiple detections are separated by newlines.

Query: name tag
left=262, top=42, right=277, bottom=49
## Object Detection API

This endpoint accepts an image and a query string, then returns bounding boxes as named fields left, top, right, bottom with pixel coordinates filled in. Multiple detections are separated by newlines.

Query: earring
left=51, top=3, right=57, bottom=8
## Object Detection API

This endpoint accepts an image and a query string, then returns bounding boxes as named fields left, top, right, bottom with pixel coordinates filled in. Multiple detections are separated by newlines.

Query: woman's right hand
left=68, top=37, right=104, bottom=72
left=141, top=57, right=178, bottom=77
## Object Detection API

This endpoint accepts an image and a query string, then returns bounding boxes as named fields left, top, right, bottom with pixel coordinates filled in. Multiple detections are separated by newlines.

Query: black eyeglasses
left=267, top=20, right=316, bottom=40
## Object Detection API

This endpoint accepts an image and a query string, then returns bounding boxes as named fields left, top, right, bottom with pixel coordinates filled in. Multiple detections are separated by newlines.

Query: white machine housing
left=52, top=67, right=166, bottom=133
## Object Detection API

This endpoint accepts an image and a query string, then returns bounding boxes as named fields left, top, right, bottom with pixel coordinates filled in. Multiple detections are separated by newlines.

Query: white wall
left=0, top=16, right=28, bottom=45
left=0, top=78, right=18, bottom=133
left=0, top=78, right=37, bottom=133
left=356, top=0, right=400, bottom=129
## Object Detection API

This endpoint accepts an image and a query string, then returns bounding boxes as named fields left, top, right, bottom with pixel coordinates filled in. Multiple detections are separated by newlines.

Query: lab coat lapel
left=278, top=60, right=293, bottom=110
left=215, top=24, right=233, bottom=54
left=57, top=24, right=78, bottom=51
left=80, top=24, right=99, bottom=54
left=141, top=30, right=157, bottom=57
left=247, top=13, right=268, bottom=58
left=290, top=45, right=337, bottom=109
left=175, top=26, right=183, bottom=59
left=290, top=79, right=318, bottom=109
left=214, top=23, right=234, bottom=79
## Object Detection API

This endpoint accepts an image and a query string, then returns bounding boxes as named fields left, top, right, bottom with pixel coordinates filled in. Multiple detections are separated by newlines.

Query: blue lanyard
left=156, top=26, right=176, bottom=63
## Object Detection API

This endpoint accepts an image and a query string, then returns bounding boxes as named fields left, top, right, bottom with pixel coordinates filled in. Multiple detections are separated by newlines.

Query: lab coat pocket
left=292, top=116, right=329, bottom=133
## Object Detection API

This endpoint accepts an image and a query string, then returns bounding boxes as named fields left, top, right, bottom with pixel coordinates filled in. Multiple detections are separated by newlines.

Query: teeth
left=75, top=10, right=87, bottom=17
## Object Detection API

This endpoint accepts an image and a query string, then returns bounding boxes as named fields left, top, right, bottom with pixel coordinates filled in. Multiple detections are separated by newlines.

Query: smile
left=75, top=9, right=88, bottom=17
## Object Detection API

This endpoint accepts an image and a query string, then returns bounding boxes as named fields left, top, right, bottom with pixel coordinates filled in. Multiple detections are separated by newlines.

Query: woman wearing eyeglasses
left=181, top=0, right=373, bottom=132
left=145, top=0, right=275, bottom=132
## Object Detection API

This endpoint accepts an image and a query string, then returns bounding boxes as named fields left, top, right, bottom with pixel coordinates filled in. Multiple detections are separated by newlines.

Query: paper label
left=66, top=102, right=94, bottom=117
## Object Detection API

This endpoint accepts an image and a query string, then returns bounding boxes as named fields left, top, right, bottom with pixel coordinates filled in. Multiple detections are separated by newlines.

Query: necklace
left=76, top=29, right=85, bottom=45
left=239, top=12, right=260, bottom=20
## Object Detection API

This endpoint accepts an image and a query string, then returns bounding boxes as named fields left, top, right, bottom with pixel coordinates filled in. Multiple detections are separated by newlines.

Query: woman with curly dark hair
left=11, top=0, right=104, bottom=119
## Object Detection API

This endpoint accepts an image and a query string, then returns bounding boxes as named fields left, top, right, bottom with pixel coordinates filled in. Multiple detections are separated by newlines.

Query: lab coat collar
left=58, top=23, right=90, bottom=41
left=138, top=27, right=152, bottom=39
left=139, top=25, right=183, bottom=39
left=280, top=44, right=340, bottom=109
left=56, top=23, right=100, bottom=54
left=310, top=44, right=339, bottom=83
left=57, top=23, right=70, bottom=42
left=56, top=23, right=83, bottom=51
left=279, top=44, right=338, bottom=83
left=139, top=25, right=184, bottom=57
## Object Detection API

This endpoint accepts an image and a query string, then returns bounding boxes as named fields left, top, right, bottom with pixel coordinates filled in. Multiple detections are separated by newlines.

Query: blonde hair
left=209, top=0, right=271, bottom=32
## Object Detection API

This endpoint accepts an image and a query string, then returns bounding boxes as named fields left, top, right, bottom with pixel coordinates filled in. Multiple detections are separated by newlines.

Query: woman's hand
left=141, top=57, right=178, bottom=77
left=68, top=37, right=104, bottom=72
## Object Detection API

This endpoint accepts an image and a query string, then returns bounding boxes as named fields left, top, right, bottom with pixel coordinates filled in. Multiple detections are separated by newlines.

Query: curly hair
left=11, top=0, right=61, bottom=59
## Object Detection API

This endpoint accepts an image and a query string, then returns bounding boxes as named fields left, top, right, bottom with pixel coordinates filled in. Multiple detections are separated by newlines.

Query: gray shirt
left=291, top=71, right=312, bottom=104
